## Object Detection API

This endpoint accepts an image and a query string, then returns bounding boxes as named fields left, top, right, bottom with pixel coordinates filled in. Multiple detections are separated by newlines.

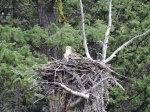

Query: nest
left=38, top=57, right=122, bottom=112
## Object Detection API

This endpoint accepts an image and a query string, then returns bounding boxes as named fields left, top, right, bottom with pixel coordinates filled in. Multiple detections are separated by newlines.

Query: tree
left=0, top=25, right=48, bottom=112
left=42, top=0, right=150, bottom=111
left=0, top=0, right=150, bottom=112
left=36, top=0, right=65, bottom=30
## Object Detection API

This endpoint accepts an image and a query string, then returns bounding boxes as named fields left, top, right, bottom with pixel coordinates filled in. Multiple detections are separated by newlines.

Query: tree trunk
left=37, top=0, right=57, bottom=31
left=12, top=0, right=18, bottom=18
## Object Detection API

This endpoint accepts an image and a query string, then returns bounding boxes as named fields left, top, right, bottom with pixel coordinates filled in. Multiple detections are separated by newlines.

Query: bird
left=64, top=46, right=81, bottom=61
left=64, top=46, right=72, bottom=61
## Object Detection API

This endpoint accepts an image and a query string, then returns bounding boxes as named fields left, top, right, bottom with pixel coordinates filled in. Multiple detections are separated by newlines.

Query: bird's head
left=66, top=46, right=72, bottom=52
left=66, top=46, right=71, bottom=50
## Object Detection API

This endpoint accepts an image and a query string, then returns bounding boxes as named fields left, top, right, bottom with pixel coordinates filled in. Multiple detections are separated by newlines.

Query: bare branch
left=33, top=98, right=44, bottom=104
left=85, top=76, right=124, bottom=92
left=114, top=79, right=125, bottom=91
left=86, top=77, right=111, bottom=92
left=79, top=0, right=92, bottom=59
left=104, top=30, right=150, bottom=63
left=102, top=0, right=112, bottom=61
left=42, top=82, right=89, bottom=99
left=67, top=97, right=83, bottom=109
left=58, top=82, right=89, bottom=99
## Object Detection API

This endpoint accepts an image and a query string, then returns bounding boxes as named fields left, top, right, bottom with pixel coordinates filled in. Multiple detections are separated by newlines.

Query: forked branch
left=104, top=30, right=150, bottom=63
left=80, top=0, right=92, bottom=59
left=102, top=0, right=112, bottom=61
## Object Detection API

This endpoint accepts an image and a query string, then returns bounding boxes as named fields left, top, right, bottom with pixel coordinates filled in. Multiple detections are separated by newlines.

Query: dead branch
left=67, top=0, right=97, bottom=22
left=87, top=77, right=112, bottom=92
left=45, top=82, right=89, bottom=99
left=80, top=0, right=92, bottom=59
left=104, top=30, right=150, bottom=63
left=102, top=0, right=112, bottom=61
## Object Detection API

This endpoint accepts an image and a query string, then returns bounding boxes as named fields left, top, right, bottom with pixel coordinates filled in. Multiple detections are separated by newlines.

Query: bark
left=12, top=0, right=18, bottom=18
left=37, top=0, right=57, bottom=30
left=36, top=0, right=65, bottom=30
left=36, top=0, right=65, bottom=60
left=48, top=100, right=61, bottom=112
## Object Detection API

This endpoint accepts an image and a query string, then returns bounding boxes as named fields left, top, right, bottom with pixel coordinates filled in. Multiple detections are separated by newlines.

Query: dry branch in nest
left=38, top=57, right=123, bottom=112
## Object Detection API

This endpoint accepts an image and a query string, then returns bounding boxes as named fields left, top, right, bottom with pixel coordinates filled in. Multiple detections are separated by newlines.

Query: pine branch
left=102, top=0, right=112, bottom=61
left=79, top=0, right=92, bottom=59
left=104, top=30, right=150, bottom=63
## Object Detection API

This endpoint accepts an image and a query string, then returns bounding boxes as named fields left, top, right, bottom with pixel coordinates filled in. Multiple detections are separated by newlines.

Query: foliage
left=0, top=0, right=150, bottom=111
left=105, top=0, right=150, bottom=111
left=0, top=25, right=48, bottom=112
left=86, top=20, right=106, bottom=43
left=47, top=23, right=83, bottom=53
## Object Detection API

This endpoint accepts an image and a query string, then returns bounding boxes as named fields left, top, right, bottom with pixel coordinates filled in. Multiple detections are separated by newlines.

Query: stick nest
left=38, top=57, right=120, bottom=112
